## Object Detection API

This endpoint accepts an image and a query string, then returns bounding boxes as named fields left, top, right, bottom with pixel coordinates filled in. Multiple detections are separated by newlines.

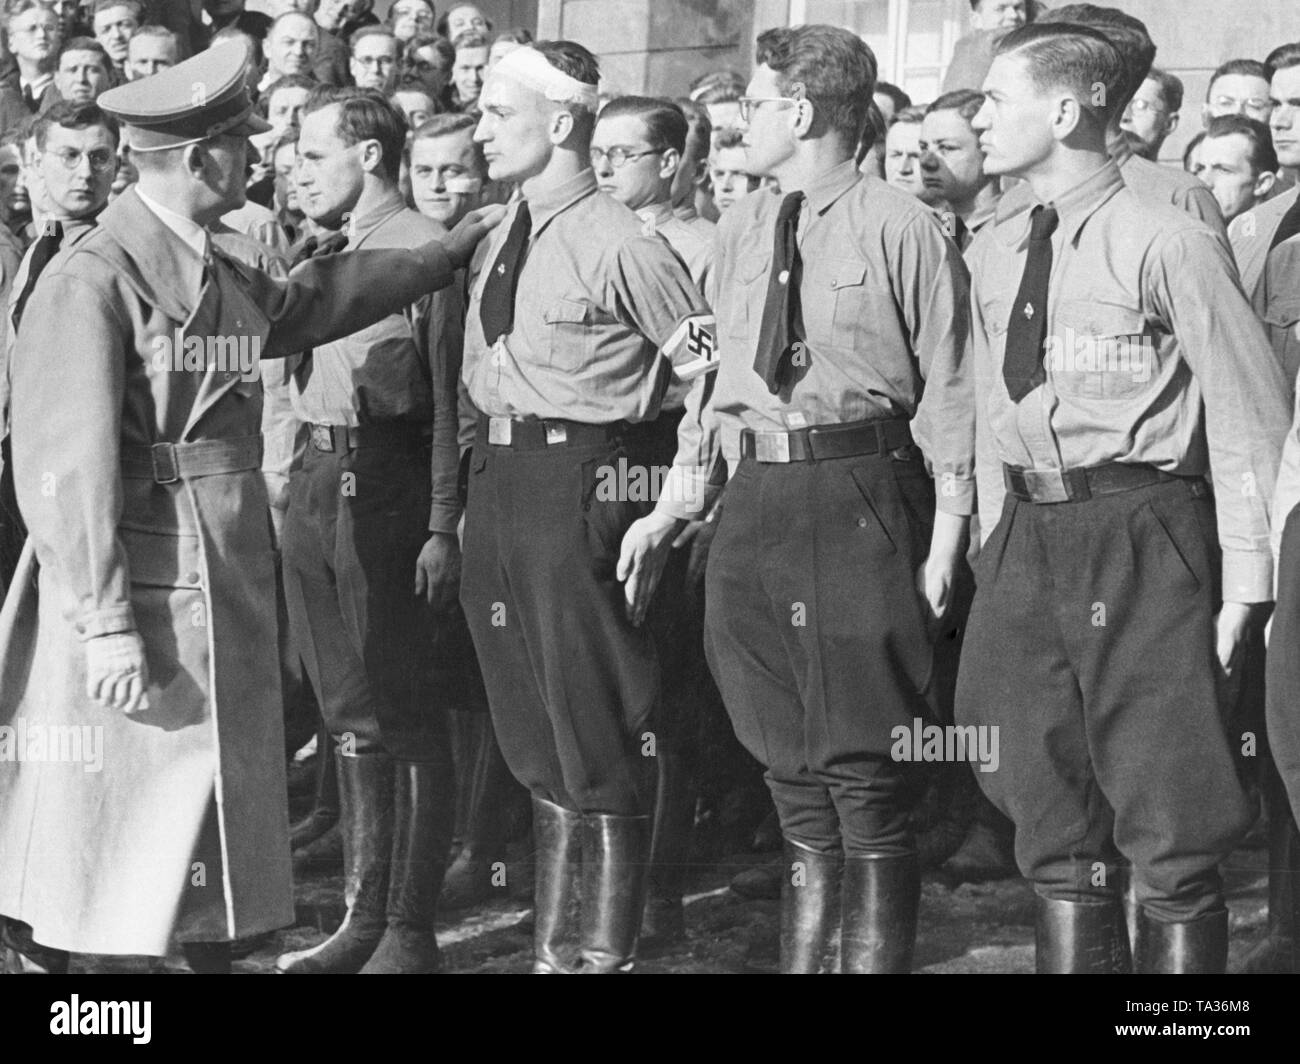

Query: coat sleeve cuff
left=75, top=604, right=137, bottom=641
left=1222, top=549, right=1274, bottom=604
left=428, top=502, right=462, bottom=536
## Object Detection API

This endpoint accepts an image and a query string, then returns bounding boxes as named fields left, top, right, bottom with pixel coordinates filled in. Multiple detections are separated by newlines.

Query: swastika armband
left=663, top=314, right=718, bottom=381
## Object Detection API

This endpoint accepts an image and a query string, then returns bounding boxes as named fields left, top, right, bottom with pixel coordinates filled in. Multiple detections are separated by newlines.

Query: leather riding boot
left=362, top=761, right=456, bottom=973
left=1133, top=908, right=1229, bottom=974
left=1243, top=765, right=1300, bottom=973
left=1035, top=895, right=1132, bottom=973
left=579, top=813, right=651, bottom=973
left=531, top=796, right=583, bottom=973
left=290, top=723, right=341, bottom=852
left=780, top=838, right=842, bottom=974
left=442, top=724, right=515, bottom=910
left=841, top=853, right=920, bottom=974
left=277, top=750, right=393, bottom=973
left=641, top=749, right=696, bottom=948
left=182, top=941, right=232, bottom=974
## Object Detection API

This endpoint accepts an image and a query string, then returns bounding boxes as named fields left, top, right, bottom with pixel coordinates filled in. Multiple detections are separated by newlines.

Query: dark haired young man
left=958, top=21, right=1289, bottom=974
left=635, top=23, right=973, bottom=974
left=274, top=86, right=467, bottom=975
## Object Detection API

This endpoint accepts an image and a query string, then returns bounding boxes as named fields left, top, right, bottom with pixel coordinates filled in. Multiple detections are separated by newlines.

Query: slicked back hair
left=597, top=95, right=688, bottom=155
left=926, top=88, right=985, bottom=123
left=1204, top=113, right=1278, bottom=176
left=302, top=84, right=407, bottom=183
left=411, top=112, right=487, bottom=176
left=1147, top=67, right=1183, bottom=114
left=1209, top=58, right=1273, bottom=94
left=33, top=100, right=120, bottom=151
left=994, top=21, right=1129, bottom=129
left=1035, top=4, right=1154, bottom=110
left=754, top=24, right=878, bottom=148
left=1268, top=43, right=1300, bottom=74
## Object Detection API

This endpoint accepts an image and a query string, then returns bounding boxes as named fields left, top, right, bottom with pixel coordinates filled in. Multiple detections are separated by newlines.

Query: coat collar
left=96, top=187, right=208, bottom=323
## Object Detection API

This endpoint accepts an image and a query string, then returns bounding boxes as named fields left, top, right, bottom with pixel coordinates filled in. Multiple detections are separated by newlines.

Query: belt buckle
left=753, top=431, right=791, bottom=463
left=544, top=421, right=568, bottom=446
left=487, top=417, right=512, bottom=446
left=1022, top=468, right=1070, bottom=503
left=151, top=442, right=179, bottom=484
left=310, top=424, right=335, bottom=452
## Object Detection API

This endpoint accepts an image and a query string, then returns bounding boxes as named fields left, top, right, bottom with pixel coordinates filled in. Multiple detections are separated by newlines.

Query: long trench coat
left=0, top=188, right=456, bottom=954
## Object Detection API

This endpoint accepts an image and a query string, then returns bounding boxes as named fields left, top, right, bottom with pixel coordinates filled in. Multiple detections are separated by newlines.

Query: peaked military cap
left=97, top=37, right=271, bottom=152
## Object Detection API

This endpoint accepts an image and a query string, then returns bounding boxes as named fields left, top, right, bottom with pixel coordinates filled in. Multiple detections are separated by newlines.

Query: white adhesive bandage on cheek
left=445, top=176, right=482, bottom=194
left=489, top=46, right=599, bottom=110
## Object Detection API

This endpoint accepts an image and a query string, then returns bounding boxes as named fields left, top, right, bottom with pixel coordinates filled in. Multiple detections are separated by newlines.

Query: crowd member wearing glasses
left=1121, top=65, right=1183, bottom=161
left=1203, top=58, right=1274, bottom=126
left=0, top=0, right=62, bottom=134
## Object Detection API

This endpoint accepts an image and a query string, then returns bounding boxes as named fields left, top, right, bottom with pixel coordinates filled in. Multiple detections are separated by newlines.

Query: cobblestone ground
left=72, top=838, right=1276, bottom=975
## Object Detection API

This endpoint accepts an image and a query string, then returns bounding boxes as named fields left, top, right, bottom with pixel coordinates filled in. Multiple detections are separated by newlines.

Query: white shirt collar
left=135, top=186, right=210, bottom=261
left=20, top=72, right=52, bottom=95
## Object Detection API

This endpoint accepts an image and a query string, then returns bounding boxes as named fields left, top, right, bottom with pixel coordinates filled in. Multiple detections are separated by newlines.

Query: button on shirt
left=687, top=159, right=975, bottom=516
left=462, top=168, right=718, bottom=515
left=969, top=160, right=1289, bottom=602
left=289, top=189, right=464, bottom=534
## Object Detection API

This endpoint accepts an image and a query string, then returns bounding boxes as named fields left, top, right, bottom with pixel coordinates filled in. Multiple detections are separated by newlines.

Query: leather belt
left=121, top=436, right=264, bottom=484
left=739, top=418, right=913, bottom=463
left=308, top=422, right=431, bottom=453
left=478, top=415, right=654, bottom=451
left=1003, top=461, right=1201, bottom=504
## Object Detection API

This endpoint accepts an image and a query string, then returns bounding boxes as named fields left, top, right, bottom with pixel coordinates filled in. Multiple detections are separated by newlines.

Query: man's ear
left=692, top=155, right=708, bottom=188
left=357, top=137, right=383, bottom=173
left=1254, top=169, right=1278, bottom=200
left=791, top=98, right=815, bottom=139
left=658, top=146, right=681, bottom=181
left=183, top=142, right=207, bottom=178
left=548, top=108, right=575, bottom=146
left=1051, top=93, right=1084, bottom=141
left=1165, top=111, right=1181, bottom=137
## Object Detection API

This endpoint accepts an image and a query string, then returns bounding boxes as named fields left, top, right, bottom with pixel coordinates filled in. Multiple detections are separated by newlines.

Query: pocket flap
left=120, top=526, right=203, bottom=588
left=828, top=258, right=868, bottom=290
left=544, top=299, right=590, bottom=325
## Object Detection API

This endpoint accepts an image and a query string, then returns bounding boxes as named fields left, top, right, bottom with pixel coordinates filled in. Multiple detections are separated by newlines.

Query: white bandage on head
left=490, top=46, right=599, bottom=111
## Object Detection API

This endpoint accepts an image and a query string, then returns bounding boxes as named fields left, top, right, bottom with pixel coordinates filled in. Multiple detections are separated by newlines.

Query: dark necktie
left=1270, top=194, right=1300, bottom=252
left=1003, top=205, right=1058, bottom=403
left=479, top=201, right=531, bottom=346
left=12, top=219, right=63, bottom=330
left=22, top=83, right=35, bottom=112
left=753, top=192, right=805, bottom=395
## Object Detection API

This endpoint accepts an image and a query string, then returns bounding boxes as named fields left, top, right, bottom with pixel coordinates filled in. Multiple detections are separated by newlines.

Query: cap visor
left=230, top=113, right=273, bottom=137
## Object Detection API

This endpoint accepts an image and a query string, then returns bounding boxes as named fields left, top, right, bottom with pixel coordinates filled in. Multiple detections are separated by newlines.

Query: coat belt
left=121, top=436, right=264, bottom=484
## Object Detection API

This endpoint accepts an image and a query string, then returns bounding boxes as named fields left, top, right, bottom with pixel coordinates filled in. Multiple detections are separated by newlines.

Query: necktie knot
left=1030, top=205, right=1059, bottom=242
left=777, top=191, right=803, bottom=226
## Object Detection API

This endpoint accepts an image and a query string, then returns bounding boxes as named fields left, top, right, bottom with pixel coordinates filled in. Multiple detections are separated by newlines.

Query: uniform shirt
left=1116, top=145, right=1227, bottom=239
left=0, top=212, right=100, bottom=441
left=677, top=158, right=974, bottom=517
left=997, top=143, right=1229, bottom=244
left=673, top=201, right=718, bottom=244
left=969, top=160, right=1289, bottom=603
left=1230, top=186, right=1300, bottom=406
left=462, top=168, right=717, bottom=516
left=638, top=200, right=714, bottom=413
left=290, top=189, right=463, bottom=535
left=636, top=200, right=713, bottom=294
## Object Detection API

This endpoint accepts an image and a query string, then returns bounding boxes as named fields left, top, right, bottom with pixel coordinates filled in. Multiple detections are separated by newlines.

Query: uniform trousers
left=704, top=449, right=935, bottom=856
left=1267, top=503, right=1300, bottom=830
left=281, top=440, right=448, bottom=762
left=956, top=477, right=1252, bottom=922
left=460, top=420, right=659, bottom=816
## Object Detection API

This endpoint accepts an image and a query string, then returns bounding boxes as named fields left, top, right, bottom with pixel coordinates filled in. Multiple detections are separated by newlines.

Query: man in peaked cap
left=0, top=38, right=501, bottom=974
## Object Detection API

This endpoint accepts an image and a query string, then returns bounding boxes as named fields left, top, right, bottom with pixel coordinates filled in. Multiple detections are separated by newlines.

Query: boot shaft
left=840, top=853, right=920, bottom=975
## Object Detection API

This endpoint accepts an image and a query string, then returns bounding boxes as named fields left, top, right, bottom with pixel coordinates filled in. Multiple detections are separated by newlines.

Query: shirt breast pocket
left=543, top=297, right=595, bottom=367
left=1262, top=295, right=1300, bottom=388
left=722, top=256, right=769, bottom=343
left=825, top=257, right=874, bottom=350
left=1049, top=299, right=1154, bottom=402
